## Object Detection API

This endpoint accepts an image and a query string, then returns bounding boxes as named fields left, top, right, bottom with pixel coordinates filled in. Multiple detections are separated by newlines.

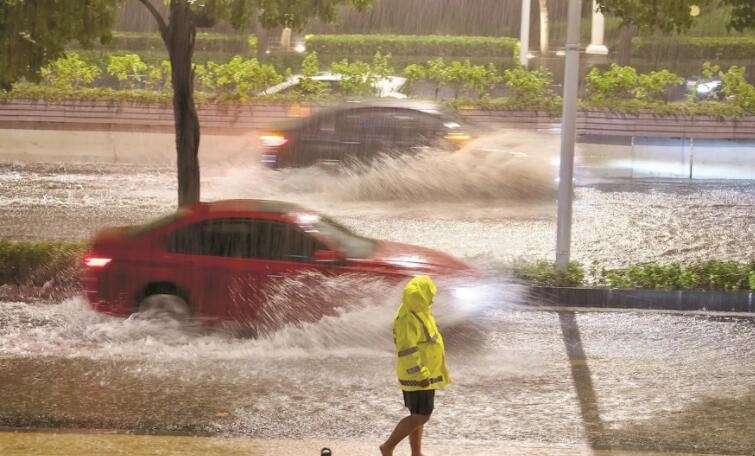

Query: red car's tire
left=136, top=294, right=190, bottom=323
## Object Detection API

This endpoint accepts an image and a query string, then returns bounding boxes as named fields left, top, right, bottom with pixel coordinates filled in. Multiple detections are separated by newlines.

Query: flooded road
left=1, top=142, right=754, bottom=454
left=0, top=297, right=754, bottom=454
left=0, top=158, right=753, bottom=270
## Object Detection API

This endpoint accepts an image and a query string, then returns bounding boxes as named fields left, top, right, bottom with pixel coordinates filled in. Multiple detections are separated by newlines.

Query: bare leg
left=409, top=424, right=424, bottom=456
left=380, top=414, right=430, bottom=456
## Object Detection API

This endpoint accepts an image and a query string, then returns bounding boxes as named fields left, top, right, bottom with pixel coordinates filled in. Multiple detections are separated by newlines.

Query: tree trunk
left=167, top=1, right=200, bottom=207
left=617, top=23, right=634, bottom=66
left=538, top=0, right=549, bottom=55
left=255, top=16, right=269, bottom=60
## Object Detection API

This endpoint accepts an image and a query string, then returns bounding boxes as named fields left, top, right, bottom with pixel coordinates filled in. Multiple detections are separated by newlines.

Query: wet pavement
left=0, top=430, right=731, bottom=456
left=0, top=159, right=753, bottom=270
left=1, top=146, right=754, bottom=455
left=0, top=297, right=753, bottom=454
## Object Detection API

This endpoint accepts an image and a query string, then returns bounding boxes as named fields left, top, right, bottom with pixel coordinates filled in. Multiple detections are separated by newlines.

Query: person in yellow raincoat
left=380, top=275, right=451, bottom=456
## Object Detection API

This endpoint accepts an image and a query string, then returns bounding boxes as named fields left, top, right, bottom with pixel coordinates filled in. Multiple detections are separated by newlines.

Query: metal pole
left=519, top=0, right=531, bottom=67
left=555, top=0, right=582, bottom=271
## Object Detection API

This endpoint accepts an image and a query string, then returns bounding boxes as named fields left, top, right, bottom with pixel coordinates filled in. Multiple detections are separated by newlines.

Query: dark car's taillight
left=260, top=133, right=289, bottom=148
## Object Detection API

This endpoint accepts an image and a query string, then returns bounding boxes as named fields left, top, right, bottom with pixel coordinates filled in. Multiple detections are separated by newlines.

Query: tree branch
left=136, top=0, right=169, bottom=42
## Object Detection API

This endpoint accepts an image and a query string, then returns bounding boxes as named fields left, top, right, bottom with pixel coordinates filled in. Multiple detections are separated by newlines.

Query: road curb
left=526, top=287, right=755, bottom=313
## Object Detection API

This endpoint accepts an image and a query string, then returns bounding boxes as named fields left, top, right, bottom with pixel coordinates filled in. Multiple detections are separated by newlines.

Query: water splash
left=0, top=275, right=521, bottom=360
left=203, top=129, right=560, bottom=204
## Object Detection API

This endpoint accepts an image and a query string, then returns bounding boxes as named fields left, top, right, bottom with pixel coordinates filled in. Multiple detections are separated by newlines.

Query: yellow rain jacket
left=393, top=275, right=451, bottom=391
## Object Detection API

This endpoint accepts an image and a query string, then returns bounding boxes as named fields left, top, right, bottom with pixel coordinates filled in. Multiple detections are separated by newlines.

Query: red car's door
left=245, top=218, right=367, bottom=329
left=161, top=217, right=267, bottom=325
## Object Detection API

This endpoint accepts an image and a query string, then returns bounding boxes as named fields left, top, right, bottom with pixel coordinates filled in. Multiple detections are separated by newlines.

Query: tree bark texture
left=167, top=0, right=200, bottom=207
left=617, top=23, right=634, bottom=66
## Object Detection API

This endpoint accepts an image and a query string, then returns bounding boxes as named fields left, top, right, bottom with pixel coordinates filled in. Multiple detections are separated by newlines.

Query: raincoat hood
left=397, top=275, right=437, bottom=316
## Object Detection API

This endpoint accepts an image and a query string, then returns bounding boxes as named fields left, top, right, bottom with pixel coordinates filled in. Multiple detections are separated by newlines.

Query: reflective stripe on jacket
left=393, top=275, right=451, bottom=392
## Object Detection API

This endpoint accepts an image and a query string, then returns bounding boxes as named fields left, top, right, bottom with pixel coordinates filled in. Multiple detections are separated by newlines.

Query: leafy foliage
left=512, top=259, right=755, bottom=291
left=195, top=56, right=282, bottom=100
left=0, top=0, right=120, bottom=90
left=586, top=64, right=639, bottom=101
left=40, top=53, right=102, bottom=89
left=145, top=60, right=173, bottom=91
left=0, top=240, right=87, bottom=287
left=107, top=54, right=149, bottom=89
left=719, top=65, right=755, bottom=111
left=503, top=65, right=555, bottom=102
left=596, top=0, right=754, bottom=33
left=636, top=70, right=683, bottom=101
left=297, top=51, right=327, bottom=96
left=511, top=259, right=585, bottom=288
left=596, top=261, right=755, bottom=291
left=329, top=59, right=375, bottom=96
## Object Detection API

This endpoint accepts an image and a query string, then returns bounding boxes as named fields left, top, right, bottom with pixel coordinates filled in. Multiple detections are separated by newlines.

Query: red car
left=83, top=199, right=475, bottom=329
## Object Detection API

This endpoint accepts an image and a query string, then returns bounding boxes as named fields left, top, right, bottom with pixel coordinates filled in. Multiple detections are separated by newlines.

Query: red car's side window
left=165, top=217, right=324, bottom=262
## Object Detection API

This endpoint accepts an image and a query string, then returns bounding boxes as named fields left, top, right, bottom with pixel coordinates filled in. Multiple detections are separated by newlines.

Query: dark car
left=83, top=199, right=477, bottom=330
left=260, top=101, right=474, bottom=169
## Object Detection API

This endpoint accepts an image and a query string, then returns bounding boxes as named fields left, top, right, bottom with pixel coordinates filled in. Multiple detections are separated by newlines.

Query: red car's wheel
left=136, top=294, right=190, bottom=323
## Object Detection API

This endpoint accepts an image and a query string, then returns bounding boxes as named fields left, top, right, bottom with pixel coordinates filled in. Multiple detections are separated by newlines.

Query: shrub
left=305, top=34, right=519, bottom=58
left=503, top=65, right=555, bottom=102
left=636, top=69, right=683, bottom=102
left=401, top=63, right=426, bottom=92
left=0, top=240, right=87, bottom=287
left=585, top=64, right=639, bottom=101
left=424, top=58, right=452, bottom=99
left=329, top=59, right=375, bottom=96
left=298, top=52, right=327, bottom=96
left=40, top=52, right=101, bottom=89
left=106, top=54, right=149, bottom=89
left=195, top=56, right=282, bottom=99
left=597, top=261, right=755, bottom=292
left=70, top=31, right=256, bottom=54
left=632, top=36, right=755, bottom=61
left=145, top=60, right=172, bottom=91
left=511, top=259, right=585, bottom=287
left=719, top=65, right=755, bottom=111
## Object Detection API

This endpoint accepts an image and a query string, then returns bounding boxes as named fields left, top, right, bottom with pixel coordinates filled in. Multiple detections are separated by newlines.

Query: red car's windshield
left=308, top=215, right=377, bottom=258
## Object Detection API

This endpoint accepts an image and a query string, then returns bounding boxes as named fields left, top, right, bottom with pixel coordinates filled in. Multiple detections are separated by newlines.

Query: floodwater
left=1, top=132, right=754, bottom=270
left=1, top=130, right=754, bottom=454
left=0, top=295, right=754, bottom=454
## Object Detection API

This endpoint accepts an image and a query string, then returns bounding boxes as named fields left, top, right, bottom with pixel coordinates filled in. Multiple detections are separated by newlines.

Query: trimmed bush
left=0, top=240, right=87, bottom=287
left=633, top=36, right=755, bottom=61
left=69, top=32, right=257, bottom=55
left=515, top=259, right=755, bottom=292
left=597, top=261, right=755, bottom=292
left=305, top=34, right=519, bottom=58
left=511, top=259, right=585, bottom=288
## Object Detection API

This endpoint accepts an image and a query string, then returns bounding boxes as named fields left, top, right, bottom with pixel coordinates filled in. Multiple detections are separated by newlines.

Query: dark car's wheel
left=136, top=294, right=190, bottom=322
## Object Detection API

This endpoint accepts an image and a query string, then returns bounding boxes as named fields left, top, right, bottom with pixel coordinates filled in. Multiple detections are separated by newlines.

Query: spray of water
left=203, top=129, right=561, bottom=205
left=0, top=275, right=522, bottom=360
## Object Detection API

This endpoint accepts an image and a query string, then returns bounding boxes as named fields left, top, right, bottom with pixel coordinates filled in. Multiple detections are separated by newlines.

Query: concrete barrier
left=527, top=286, right=755, bottom=313
left=0, top=128, right=258, bottom=165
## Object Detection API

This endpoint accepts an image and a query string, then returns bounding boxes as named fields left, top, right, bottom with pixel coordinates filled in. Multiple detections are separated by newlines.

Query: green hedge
left=0, top=240, right=87, bottom=287
left=305, top=34, right=519, bottom=58
left=69, top=32, right=257, bottom=55
left=633, top=36, right=755, bottom=61
left=514, top=260, right=755, bottom=292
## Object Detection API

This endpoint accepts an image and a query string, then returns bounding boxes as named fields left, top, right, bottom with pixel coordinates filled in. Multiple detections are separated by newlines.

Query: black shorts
left=403, top=389, right=435, bottom=415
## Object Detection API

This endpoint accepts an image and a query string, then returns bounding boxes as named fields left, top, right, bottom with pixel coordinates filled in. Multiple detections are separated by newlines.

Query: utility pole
left=555, top=0, right=582, bottom=270
left=519, top=0, right=531, bottom=67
